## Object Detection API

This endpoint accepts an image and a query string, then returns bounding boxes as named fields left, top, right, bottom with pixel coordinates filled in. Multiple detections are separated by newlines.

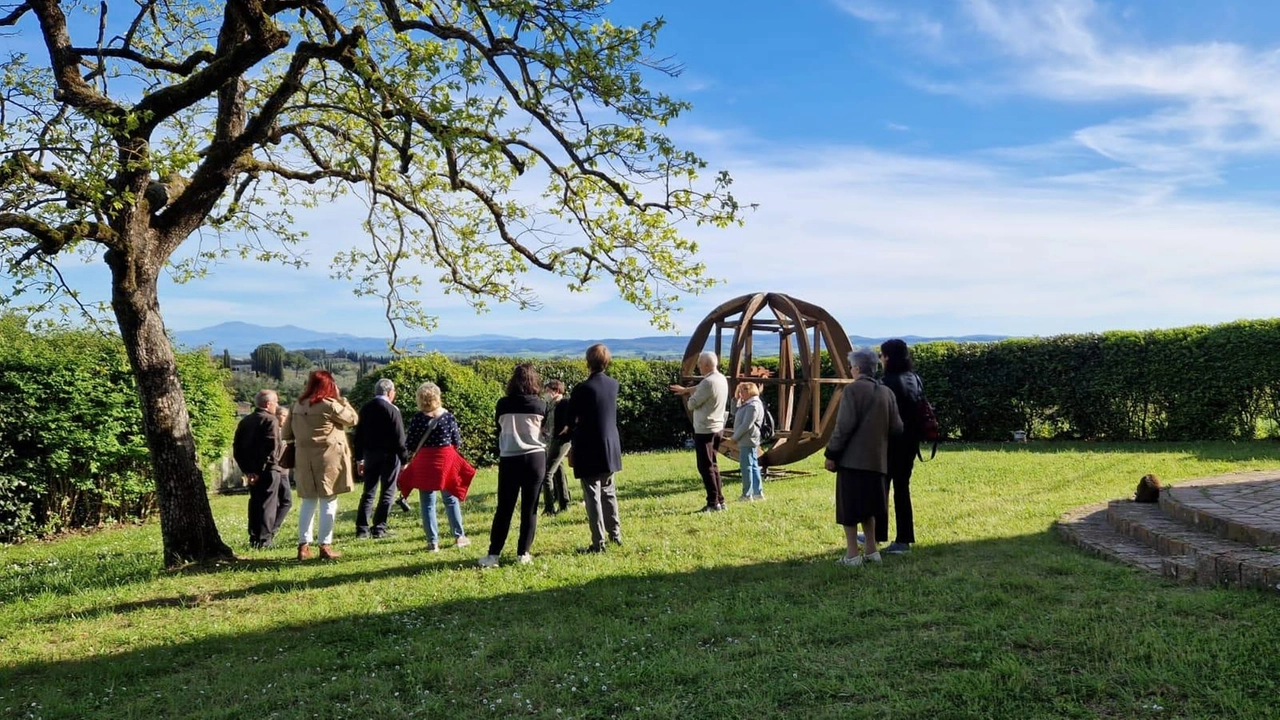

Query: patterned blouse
left=405, top=410, right=462, bottom=451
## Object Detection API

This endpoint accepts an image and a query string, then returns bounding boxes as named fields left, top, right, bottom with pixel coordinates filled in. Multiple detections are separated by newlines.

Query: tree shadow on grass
left=5, top=531, right=1280, bottom=719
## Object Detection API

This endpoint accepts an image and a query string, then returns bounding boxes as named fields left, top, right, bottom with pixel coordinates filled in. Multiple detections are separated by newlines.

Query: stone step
left=1056, top=502, right=1166, bottom=575
left=1159, top=471, right=1280, bottom=548
left=1107, top=500, right=1280, bottom=591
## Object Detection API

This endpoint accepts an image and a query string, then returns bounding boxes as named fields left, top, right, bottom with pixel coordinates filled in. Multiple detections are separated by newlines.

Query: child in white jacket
left=730, top=382, right=765, bottom=500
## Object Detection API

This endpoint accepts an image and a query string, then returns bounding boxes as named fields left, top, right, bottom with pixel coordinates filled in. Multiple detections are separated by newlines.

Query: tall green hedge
left=350, top=354, right=505, bottom=467
left=0, top=317, right=237, bottom=542
left=912, top=319, right=1280, bottom=441
left=470, top=356, right=690, bottom=453
left=356, top=355, right=690, bottom=467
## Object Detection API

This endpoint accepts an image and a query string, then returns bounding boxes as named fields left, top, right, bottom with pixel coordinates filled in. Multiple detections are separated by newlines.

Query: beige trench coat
left=283, top=396, right=359, bottom=498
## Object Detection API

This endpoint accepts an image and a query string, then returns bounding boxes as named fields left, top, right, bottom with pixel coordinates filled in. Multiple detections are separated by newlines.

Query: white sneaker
left=864, top=552, right=882, bottom=563
left=837, top=555, right=865, bottom=567
left=455, top=536, right=472, bottom=548
left=737, top=495, right=753, bottom=502
left=752, top=493, right=765, bottom=501
left=477, top=554, right=500, bottom=568
left=518, top=553, right=533, bottom=565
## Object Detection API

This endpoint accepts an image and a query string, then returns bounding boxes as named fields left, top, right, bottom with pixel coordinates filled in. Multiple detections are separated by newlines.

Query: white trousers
left=297, top=495, right=338, bottom=545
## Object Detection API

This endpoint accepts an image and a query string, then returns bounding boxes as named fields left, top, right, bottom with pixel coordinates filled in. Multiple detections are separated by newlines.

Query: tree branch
left=1, top=214, right=120, bottom=261
left=26, top=0, right=125, bottom=121
left=133, top=1, right=291, bottom=134
left=72, top=45, right=218, bottom=77
left=1, top=2, right=31, bottom=26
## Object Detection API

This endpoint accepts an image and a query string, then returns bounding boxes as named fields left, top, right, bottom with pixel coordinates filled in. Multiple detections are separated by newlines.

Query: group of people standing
left=825, top=339, right=923, bottom=566
left=667, top=341, right=925, bottom=567
left=232, top=343, right=625, bottom=567
left=667, top=351, right=768, bottom=511
left=232, top=338, right=926, bottom=568
left=233, top=370, right=361, bottom=559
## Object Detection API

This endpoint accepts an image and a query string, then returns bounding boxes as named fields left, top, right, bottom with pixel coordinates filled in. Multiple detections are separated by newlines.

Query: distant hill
left=174, top=322, right=1009, bottom=358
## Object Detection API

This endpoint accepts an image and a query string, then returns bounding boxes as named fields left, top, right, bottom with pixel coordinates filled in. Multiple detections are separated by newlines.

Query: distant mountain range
left=173, top=322, right=1008, bottom=358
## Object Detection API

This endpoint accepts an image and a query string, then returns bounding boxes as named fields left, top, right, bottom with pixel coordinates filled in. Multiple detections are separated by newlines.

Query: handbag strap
left=412, top=414, right=443, bottom=455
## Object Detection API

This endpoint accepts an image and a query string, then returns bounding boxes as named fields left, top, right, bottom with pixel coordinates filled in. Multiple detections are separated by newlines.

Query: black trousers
left=694, top=432, right=724, bottom=506
left=271, top=472, right=293, bottom=537
left=489, top=452, right=547, bottom=556
left=356, top=452, right=401, bottom=536
left=542, top=438, right=573, bottom=511
left=248, top=469, right=290, bottom=547
left=876, top=438, right=917, bottom=544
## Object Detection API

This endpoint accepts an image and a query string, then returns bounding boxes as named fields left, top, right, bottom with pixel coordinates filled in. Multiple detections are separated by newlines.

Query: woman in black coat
left=878, top=338, right=922, bottom=554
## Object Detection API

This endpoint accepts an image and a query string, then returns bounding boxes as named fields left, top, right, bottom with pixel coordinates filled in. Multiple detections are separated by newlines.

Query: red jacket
left=398, top=445, right=477, bottom=501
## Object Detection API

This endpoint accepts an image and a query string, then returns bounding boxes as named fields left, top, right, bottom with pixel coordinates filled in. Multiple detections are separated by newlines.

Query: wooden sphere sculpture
left=679, top=292, right=855, bottom=467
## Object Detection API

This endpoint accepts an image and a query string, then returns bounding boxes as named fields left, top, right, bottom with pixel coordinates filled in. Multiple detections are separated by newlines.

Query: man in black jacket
left=541, top=379, right=574, bottom=516
left=569, top=344, right=623, bottom=553
left=353, top=379, right=409, bottom=539
left=233, top=389, right=291, bottom=549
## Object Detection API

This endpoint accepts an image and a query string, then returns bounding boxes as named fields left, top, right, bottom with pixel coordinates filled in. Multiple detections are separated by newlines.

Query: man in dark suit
left=233, top=389, right=291, bottom=549
left=353, top=378, right=409, bottom=539
left=569, top=343, right=623, bottom=553
left=541, top=379, right=574, bottom=516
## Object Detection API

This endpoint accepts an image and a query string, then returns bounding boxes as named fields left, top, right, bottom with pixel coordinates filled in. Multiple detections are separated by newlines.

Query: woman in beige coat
left=283, top=369, right=359, bottom=560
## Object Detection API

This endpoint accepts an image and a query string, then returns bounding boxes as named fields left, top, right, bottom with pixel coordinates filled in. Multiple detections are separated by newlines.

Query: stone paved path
left=1057, top=470, right=1280, bottom=592
left=1163, top=470, right=1280, bottom=548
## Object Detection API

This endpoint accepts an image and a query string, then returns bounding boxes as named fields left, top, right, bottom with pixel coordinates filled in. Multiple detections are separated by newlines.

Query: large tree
left=0, top=0, right=740, bottom=567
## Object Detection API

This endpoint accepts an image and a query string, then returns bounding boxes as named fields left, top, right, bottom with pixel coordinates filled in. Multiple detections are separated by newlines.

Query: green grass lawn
left=3, top=443, right=1279, bottom=719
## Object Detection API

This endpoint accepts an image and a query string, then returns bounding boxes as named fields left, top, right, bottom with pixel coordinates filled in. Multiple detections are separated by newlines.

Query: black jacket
left=883, top=371, right=923, bottom=441
left=353, top=396, right=409, bottom=463
left=569, top=371, right=623, bottom=478
left=549, top=396, right=573, bottom=440
left=233, top=408, right=282, bottom=476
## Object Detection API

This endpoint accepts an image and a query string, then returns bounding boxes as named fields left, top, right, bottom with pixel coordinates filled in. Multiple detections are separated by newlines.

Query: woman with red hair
left=283, top=369, right=359, bottom=560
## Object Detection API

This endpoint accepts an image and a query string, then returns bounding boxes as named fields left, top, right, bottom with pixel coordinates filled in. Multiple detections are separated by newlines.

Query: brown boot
left=296, top=543, right=313, bottom=560
left=319, top=544, right=342, bottom=560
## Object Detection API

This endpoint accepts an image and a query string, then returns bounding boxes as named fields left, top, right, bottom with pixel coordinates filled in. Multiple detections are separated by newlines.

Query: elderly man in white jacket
left=669, top=351, right=730, bottom=512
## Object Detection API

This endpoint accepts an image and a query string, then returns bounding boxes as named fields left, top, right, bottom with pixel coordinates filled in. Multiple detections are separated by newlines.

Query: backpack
left=756, top=403, right=776, bottom=444
left=915, top=396, right=940, bottom=461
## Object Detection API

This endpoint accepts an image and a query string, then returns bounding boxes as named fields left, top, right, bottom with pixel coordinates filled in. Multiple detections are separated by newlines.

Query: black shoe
left=609, top=537, right=623, bottom=546
left=716, top=503, right=727, bottom=511
left=559, top=502, right=570, bottom=513
left=541, top=508, right=557, bottom=517
left=395, top=497, right=413, bottom=513
left=355, top=531, right=372, bottom=540
left=577, top=544, right=607, bottom=554
left=249, top=541, right=275, bottom=550
left=371, top=529, right=396, bottom=539
left=695, top=504, right=720, bottom=514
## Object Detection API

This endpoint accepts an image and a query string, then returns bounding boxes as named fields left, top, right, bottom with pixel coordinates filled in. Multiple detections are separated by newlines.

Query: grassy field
left=2, top=443, right=1279, bottom=719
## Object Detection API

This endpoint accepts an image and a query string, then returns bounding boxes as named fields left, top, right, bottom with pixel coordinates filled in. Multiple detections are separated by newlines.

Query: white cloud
left=955, top=0, right=1280, bottom=182
left=673, top=141, right=1280, bottom=337
left=833, top=0, right=943, bottom=40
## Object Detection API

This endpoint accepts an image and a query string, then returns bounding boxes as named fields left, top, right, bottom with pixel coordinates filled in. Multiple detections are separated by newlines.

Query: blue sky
left=23, top=1, right=1280, bottom=340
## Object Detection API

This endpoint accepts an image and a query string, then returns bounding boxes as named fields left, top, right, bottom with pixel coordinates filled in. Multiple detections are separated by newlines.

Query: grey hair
left=849, top=349, right=879, bottom=377
left=697, top=351, right=718, bottom=370
left=374, top=378, right=395, bottom=397
left=416, top=381, right=442, bottom=412
left=254, top=389, right=278, bottom=409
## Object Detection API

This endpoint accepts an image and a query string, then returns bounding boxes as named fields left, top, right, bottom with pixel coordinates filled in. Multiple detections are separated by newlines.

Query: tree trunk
left=107, top=248, right=234, bottom=568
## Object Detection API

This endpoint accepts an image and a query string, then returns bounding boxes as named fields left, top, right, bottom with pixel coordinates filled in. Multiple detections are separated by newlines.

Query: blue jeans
left=740, top=446, right=763, bottom=497
left=419, top=489, right=465, bottom=545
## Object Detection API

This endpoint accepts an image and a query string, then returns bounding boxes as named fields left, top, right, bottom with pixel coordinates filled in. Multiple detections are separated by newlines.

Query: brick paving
left=1161, top=470, right=1280, bottom=548
left=1056, top=471, right=1280, bottom=593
